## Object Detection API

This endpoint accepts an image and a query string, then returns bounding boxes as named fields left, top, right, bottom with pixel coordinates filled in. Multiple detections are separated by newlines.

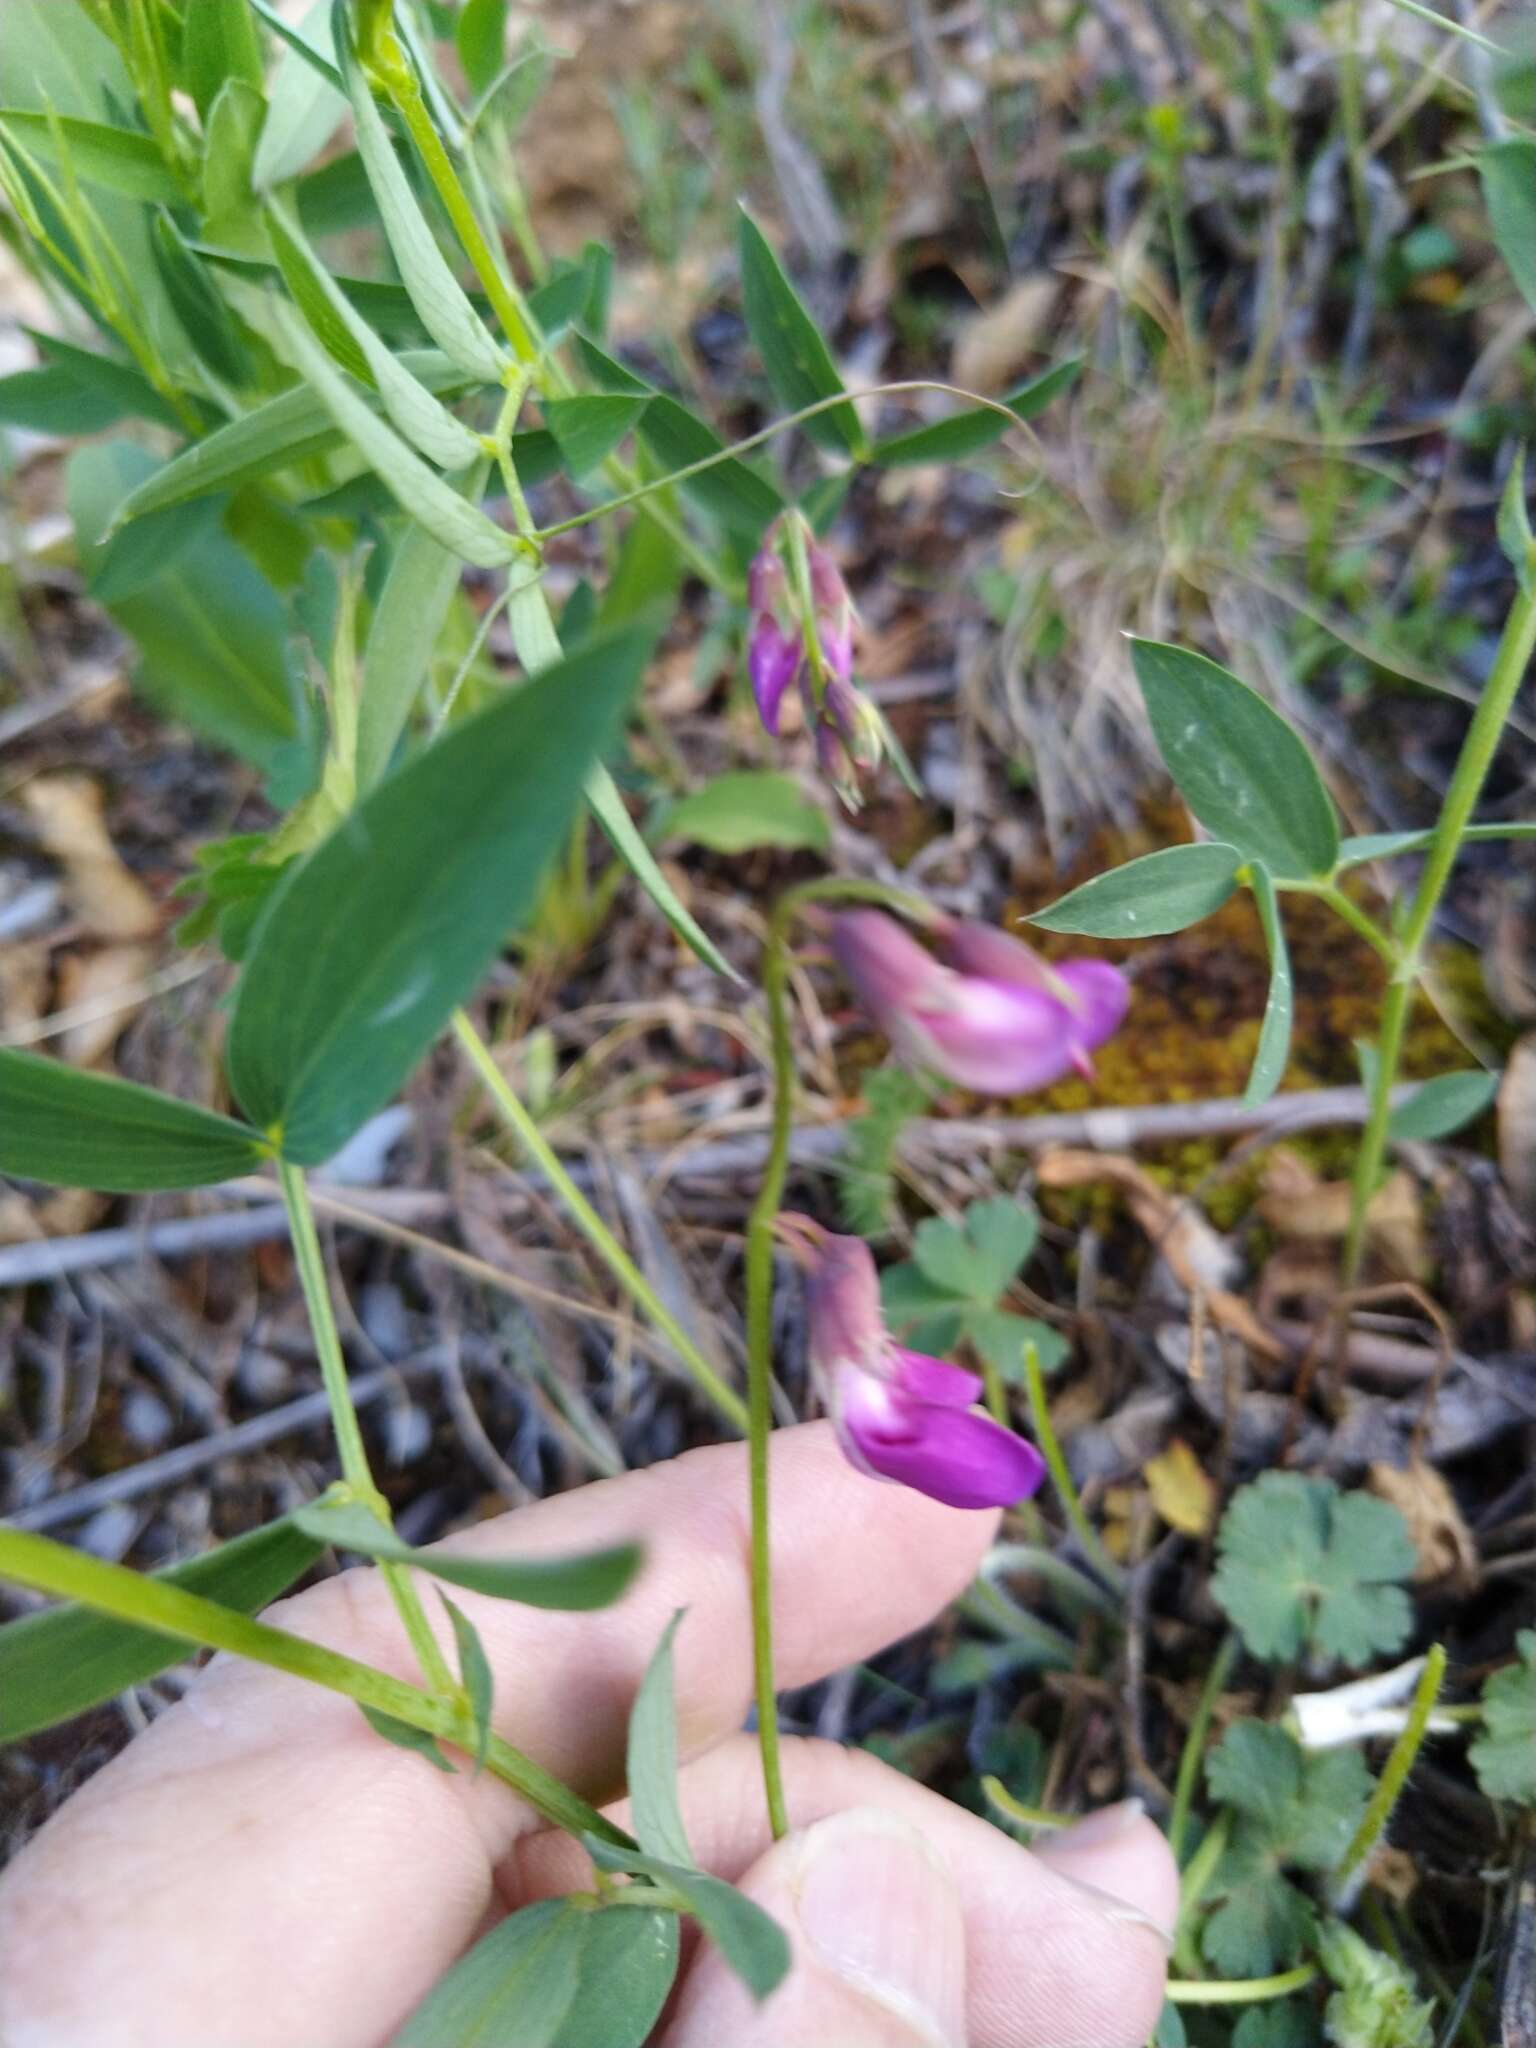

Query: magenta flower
left=780, top=1217, right=1045, bottom=1510
left=748, top=615, right=802, bottom=734
left=744, top=518, right=888, bottom=809
left=832, top=910, right=1130, bottom=1095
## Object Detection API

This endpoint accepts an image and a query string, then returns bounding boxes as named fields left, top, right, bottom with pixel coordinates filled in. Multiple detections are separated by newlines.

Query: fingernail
left=792, top=1809, right=965, bottom=2046
left=1044, top=1798, right=1147, bottom=1855
left=1036, top=1802, right=1176, bottom=1949
left=1048, top=1870, right=1177, bottom=1949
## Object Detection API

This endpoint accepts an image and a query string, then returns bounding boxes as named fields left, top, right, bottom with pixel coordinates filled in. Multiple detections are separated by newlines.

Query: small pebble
left=80, top=1503, right=140, bottom=1562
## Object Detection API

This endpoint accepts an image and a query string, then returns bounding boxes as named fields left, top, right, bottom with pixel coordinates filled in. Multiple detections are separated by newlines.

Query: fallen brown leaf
left=23, top=776, right=157, bottom=941
left=1368, top=1458, right=1479, bottom=1588
left=1259, top=1146, right=1428, bottom=1280
left=54, top=943, right=157, bottom=1068
left=951, top=275, right=1059, bottom=393
left=1144, top=1438, right=1217, bottom=1536
left=1499, top=1034, right=1536, bottom=1220
left=1037, top=1147, right=1286, bottom=1361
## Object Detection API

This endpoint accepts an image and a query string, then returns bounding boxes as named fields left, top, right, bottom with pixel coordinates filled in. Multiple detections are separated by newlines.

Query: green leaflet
left=0, top=1049, right=267, bottom=1193
left=333, top=5, right=506, bottom=381
left=269, top=301, right=514, bottom=566
left=226, top=626, right=652, bottom=1161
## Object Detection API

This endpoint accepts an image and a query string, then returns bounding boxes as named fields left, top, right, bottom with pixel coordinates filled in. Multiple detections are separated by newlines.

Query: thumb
left=661, top=1807, right=966, bottom=2048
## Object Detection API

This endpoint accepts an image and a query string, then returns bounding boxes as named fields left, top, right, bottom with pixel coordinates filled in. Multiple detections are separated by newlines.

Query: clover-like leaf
left=1469, top=1630, right=1536, bottom=1804
left=1203, top=1720, right=1372, bottom=1976
left=1211, top=1473, right=1415, bottom=1667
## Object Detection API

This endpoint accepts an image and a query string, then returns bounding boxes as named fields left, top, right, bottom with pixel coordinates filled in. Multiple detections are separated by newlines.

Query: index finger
left=0, top=1422, right=996, bottom=2048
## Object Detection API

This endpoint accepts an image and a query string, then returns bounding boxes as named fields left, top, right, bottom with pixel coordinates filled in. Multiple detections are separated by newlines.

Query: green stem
left=782, top=509, right=827, bottom=700
left=277, top=1162, right=455, bottom=1695
left=372, top=52, right=724, bottom=595
left=1317, top=884, right=1398, bottom=969
left=1331, top=1644, right=1447, bottom=1903
left=1345, top=576, right=1536, bottom=1279
left=735, top=871, right=1041, bottom=1838
left=529, top=380, right=1037, bottom=546
left=370, top=34, right=538, bottom=362
left=450, top=1011, right=749, bottom=1432
left=1179, top=1808, right=1231, bottom=1925
left=1167, top=1965, right=1317, bottom=2007
left=0, top=1525, right=629, bottom=1847
left=743, top=899, right=801, bottom=1841
left=1021, top=1340, right=1126, bottom=1594
left=1169, top=1633, right=1239, bottom=1864
left=978, top=1351, right=1010, bottom=1427
left=1379, top=0, right=1508, bottom=51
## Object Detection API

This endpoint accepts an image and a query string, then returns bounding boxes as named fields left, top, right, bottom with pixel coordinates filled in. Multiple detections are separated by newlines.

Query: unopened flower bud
left=806, top=540, right=847, bottom=612
left=818, top=611, right=854, bottom=683
left=748, top=615, right=802, bottom=735
left=748, top=544, right=785, bottom=615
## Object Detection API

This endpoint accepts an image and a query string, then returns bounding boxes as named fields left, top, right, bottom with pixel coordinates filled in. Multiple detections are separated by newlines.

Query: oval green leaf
left=871, top=357, right=1082, bottom=467
left=292, top=1499, right=641, bottom=1610
left=1387, top=1068, right=1500, bottom=1142
left=388, top=1901, right=585, bottom=2048
left=1481, top=139, right=1536, bottom=317
left=227, top=623, right=653, bottom=1162
left=0, top=1048, right=267, bottom=1193
left=554, top=1907, right=680, bottom=2048
left=627, top=1613, right=693, bottom=1865
left=0, top=1517, right=324, bottom=1744
left=1130, top=639, right=1339, bottom=880
left=0, top=110, right=182, bottom=204
left=106, top=350, right=471, bottom=526
left=1028, top=841, right=1243, bottom=937
left=659, top=771, right=830, bottom=856
left=738, top=209, right=863, bottom=457
left=269, top=301, right=513, bottom=565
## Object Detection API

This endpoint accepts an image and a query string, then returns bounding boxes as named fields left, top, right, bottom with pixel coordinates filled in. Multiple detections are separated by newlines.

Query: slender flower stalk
left=1345, top=576, right=1536, bottom=1279
left=451, top=1012, right=749, bottom=1433
left=743, top=897, right=800, bottom=1839
left=278, top=1162, right=455, bottom=1696
left=1329, top=1645, right=1448, bottom=1909
left=1022, top=1339, right=1126, bottom=1594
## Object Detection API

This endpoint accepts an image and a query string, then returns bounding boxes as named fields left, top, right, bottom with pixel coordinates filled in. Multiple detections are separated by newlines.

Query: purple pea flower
left=748, top=615, right=802, bottom=735
left=832, top=909, right=1130, bottom=1095
left=780, top=1216, right=1045, bottom=1510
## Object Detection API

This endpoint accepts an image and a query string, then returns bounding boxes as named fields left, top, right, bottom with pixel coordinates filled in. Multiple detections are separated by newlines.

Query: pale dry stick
left=1, top=958, right=210, bottom=1050
left=0, top=667, right=120, bottom=749
left=1366, top=0, right=1509, bottom=150
left=1205, top=553, right=1536, bottom=735
left=1, top=1359, right=446, bottom=1536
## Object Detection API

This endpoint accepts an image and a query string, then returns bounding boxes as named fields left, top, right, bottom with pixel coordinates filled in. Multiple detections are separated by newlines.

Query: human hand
left=0, top=1422, right=1176, bottom=2047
